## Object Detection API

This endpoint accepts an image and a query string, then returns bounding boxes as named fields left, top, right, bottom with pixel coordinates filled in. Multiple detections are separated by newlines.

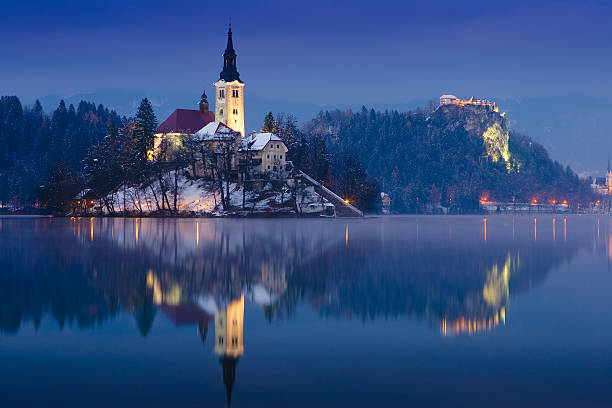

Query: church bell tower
left=215, top=25, right=245, bottom=136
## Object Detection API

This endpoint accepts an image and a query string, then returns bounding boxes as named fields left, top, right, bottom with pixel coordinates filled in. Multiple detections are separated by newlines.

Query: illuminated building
left=590, top=159, right=612, bottom=196
left=214, top=25, right=245, bottom=136
left=150, top=94, right=215, bottom=160
left=239, top=132, right=289, bottom=176
left=439, top=94, right=499, bottom=112
left=149, top=25, right=245, bottom=161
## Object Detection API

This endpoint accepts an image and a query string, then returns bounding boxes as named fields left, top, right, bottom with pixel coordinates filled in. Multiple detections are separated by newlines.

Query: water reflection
left=0, top=216, right=603, bottom=405
left=0, top=217, right=597, bottom=334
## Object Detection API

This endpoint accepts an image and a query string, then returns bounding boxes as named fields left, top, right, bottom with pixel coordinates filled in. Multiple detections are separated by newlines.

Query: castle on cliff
left=440, top=94, right=499, bottom=112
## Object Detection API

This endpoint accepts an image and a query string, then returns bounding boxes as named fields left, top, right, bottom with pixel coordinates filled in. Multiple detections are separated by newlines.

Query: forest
left=303, top=104, right=595, bottom=212
left=0, top=96, right=379, bottom=214
left=0, top=95, right=594, bottom=214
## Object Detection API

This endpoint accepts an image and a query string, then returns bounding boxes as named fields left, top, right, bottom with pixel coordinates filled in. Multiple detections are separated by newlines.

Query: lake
left=1, top=215, right=611, bottom=407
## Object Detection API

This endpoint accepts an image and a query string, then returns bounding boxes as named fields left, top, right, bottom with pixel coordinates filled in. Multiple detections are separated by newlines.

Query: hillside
left=303, top=104, right=593, bottom=212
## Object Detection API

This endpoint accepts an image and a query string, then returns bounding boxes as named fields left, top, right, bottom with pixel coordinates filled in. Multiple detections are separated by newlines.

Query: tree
left=132, top=98, right=158, bottom=177
left=38, top=163, right=82, bottom=214
left=261, top=112, right=276, bottom=133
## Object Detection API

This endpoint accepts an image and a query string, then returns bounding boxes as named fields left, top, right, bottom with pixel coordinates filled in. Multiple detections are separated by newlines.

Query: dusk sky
left=2, top=0, right=611, bottom=107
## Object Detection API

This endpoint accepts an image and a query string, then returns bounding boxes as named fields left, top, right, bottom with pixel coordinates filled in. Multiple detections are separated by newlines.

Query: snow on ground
left=96, top=173, right=295, bottom=215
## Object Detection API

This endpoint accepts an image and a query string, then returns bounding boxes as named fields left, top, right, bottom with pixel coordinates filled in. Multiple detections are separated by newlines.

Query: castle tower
left=215, top=25, right=245, bottom=136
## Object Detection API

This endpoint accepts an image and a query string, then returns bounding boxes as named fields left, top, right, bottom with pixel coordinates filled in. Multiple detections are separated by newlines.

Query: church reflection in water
left=0, top=216, right=603, bottom=404
left=147, top=268, right=245, bottom=405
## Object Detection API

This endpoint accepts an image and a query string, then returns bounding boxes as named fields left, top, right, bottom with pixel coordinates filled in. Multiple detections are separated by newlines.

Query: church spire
left=220, top=24, right=241, bottom=83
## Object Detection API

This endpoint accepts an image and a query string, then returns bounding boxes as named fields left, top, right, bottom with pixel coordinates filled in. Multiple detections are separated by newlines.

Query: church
left=152, top=26, right=288, bottom=178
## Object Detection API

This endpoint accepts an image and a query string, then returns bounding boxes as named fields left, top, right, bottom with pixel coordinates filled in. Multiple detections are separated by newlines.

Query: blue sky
left=2, top=0, right=611, bottom=105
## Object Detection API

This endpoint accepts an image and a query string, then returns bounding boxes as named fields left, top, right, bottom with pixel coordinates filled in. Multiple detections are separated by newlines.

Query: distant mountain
left=498, top=96, right=612, bottom=175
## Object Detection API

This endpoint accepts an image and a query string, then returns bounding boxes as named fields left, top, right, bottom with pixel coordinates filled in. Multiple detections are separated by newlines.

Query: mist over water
left=1, top=216, right=611, bottom=407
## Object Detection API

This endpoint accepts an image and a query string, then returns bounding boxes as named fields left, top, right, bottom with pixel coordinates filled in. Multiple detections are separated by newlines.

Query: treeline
left=263, top=112, right=380, bottom=212
left=303, top=105, right=594, bottom=212
left=0, top=96, right=123, bottom=207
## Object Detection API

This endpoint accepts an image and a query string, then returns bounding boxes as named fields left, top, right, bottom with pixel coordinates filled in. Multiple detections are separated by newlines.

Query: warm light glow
left=483, top=218, right=487, bottom=241
left=344, top=198, right=350, bottom=204
left=531, top=198, right=537, bottom=205
left=534, top=218, right=537, bottom=241
left=345, top=224, right=349, bottom=247
left=562, top=200, right=568, bottom=207
left=483, top=255, right=511, bottom=307
left=215, top=295, right=245, bottom=358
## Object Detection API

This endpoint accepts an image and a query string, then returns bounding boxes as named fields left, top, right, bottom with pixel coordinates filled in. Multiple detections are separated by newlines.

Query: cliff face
left=430, top=104, right=510, bottom=164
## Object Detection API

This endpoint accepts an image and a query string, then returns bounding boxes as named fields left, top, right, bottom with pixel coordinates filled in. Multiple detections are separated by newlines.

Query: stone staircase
left=297, top=170, right=363, bottom=217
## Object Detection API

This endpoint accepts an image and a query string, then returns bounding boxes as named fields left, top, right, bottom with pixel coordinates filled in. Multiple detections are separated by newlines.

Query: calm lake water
left=1, top=215, right=612, bottom=407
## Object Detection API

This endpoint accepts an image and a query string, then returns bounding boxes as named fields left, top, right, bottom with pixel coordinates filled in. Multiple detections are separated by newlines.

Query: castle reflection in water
left=0, top=215, right=606, bottom=404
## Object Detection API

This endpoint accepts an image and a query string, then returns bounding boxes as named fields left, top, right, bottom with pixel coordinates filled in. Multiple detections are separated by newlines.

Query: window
left=219, top=89, right=225, bottom=99
left=280, top=155, right=283, bottom=159
left=277, top=144, right=280, bottom=149
left=219, top=109, right=223, bottom=116
left=232, top=109, right=238, bottom=115
left=232, top=337, right=238, bottom=346
left=232, top=89, right=239, bottom=98
left=267, top=165, right=270, bottom=169
left=266, top=154, right=270, bottom=159
left=218, top=337, right=224, bottom=345
left=274, top=154, right=276, bottom=159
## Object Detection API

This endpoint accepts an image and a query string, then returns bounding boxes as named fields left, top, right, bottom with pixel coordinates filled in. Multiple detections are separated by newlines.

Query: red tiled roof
left=155, top=109, right=215, bottom=134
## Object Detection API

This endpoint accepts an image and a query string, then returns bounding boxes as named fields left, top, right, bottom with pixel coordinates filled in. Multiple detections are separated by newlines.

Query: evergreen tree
left=261, top=112, right=276, bottom=132
left=133, top=98, right=158, bottom=165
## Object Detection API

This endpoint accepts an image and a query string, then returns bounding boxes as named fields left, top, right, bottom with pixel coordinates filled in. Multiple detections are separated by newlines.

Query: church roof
left=155, top=109, right=215, bottom=134
left=219, top=26, right=242, bottom=83
left=194, top=121, right=240, bottom=141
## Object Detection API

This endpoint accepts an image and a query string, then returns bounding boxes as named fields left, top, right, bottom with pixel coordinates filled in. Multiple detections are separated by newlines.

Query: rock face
left=430, top=104, right=510, bottom=164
